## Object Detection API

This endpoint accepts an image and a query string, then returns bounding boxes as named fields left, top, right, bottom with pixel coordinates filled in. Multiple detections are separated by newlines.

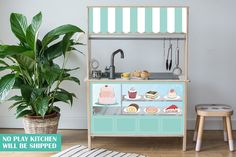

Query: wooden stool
left=193, top=104, right=234, bottom=151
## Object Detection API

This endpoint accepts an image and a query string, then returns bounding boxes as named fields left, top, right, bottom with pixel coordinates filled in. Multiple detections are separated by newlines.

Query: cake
left=167, top=89, right=177, bottom=99
left=126, top=103, right=139, bottom=113
left=145, top=91, right=158, bottom=99
left=98, top=85, right=116, bottom=104
left=145, top=106, right=158, bottom=114
left=128, top=87, right=137, bottom=99
left=164, top=105, right=179, bottom=113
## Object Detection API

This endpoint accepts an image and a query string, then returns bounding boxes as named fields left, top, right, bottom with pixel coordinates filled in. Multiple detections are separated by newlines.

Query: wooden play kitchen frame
left=86, top=6, right=189, bottom=151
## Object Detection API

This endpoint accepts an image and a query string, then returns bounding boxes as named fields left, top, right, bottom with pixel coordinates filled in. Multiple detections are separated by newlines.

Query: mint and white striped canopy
left=89, top=7, right=188, bottom=34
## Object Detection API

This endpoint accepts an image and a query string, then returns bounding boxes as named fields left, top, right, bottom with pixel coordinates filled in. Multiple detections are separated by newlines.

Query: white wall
left=0, top=0, right=236, bottom=130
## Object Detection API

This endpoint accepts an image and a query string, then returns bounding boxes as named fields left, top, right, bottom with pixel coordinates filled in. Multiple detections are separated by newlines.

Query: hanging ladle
left=173, top=39, right=182, bottom=76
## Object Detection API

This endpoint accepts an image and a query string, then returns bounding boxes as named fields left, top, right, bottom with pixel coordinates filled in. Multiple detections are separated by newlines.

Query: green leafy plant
left=0, top=12, right=84, bottom=118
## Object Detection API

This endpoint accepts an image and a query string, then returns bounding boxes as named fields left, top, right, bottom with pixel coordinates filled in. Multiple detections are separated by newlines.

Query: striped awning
left=88, top=7, right=188, bottom=34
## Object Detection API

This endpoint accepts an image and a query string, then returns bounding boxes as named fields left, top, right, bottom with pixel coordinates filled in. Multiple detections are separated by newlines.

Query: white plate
left=164, top=95, right=181, bottom=100
left=163, top=108, right=181, bottom=114
left=121, top=77, right=130, bottom=80
left=144, top=107, right=160, bottom=114
left=144, top=95, right=160, bottom=100
left=124, top=95, right=142, bottom=100
left=124, top=107, right=140, bottom=113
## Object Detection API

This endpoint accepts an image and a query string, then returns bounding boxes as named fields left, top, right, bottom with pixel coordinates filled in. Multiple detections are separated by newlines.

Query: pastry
left=132, top=70, right=141, bottom=77
left=145, top=91, right=158, bottom=99
left=98, top=85, right=116, bottom=104
left=141, top=70, right=150, bottom=79
left=167, top=89, right=177, bottom=99
left=126, top=103, right=139, bottom=113
left=128, top=87, right=137, bottom=99
left=145, top=106, right=158, bottom=114
left=164, top=105, right=179, bottom=113
left=121, top=72, right=130, bottom=78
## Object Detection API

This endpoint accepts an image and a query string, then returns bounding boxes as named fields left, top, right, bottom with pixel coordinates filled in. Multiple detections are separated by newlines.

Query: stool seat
left=196, top=104, right=233, bottom=117
left=194, top=104, right=234, bottom=152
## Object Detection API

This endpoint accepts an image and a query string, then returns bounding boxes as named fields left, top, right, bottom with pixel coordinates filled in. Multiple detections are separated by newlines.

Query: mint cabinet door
left=161, top=116, right=183, bottom=134
left=92, top=117, right=113, bottom=134
left=116, top=117, right=137, bottom=133
left=138, top=118, right=160, bottom=134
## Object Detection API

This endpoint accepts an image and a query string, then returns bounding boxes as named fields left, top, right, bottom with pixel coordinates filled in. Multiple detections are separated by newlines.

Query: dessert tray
left=144, top=107, right=160, bottom=114
left=124, top=108, right=141, bottom=113
left=164, top=95, right=181, bottom=100
left=163, top=108, right=181, bottom=114
left=124, top=95, right=142, bottom=100
left=143, top=95, right=160, bottom=100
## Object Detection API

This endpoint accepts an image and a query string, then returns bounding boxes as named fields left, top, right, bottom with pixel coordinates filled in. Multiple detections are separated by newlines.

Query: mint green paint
left=175, top=8, right=182, bottom=33
left=100, top=7, right=108, bottom=33
left=115, top=7, right=123, bottom=33
left=162, top=117, right=183, bottom=134
left=89, top=8, right=93, bottom=33
left=160, top=8, right=167, bottom=32
left=90, top=82, right=185, bottom=135
left=116, top=117, right=137, bottom=132
left=139, top=118, right=160, bottom=132
left=91, top=116, right=183, bottom=135
left=0, top=134, right=61, bottom=152
left=145, top=7, right=153, bottom=33
left=130, top=7, right=138, bottom=33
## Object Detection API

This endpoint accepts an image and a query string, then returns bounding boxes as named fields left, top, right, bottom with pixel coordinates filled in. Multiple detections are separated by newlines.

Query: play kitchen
left=86, top=6, right=189, bottom=151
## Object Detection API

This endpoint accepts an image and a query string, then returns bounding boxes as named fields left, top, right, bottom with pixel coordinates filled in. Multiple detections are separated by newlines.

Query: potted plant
left=0, top=12, right=84, bottom=134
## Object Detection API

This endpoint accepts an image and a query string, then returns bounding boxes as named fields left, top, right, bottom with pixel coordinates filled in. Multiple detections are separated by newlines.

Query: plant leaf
left=0, top=59, right=9, bottom=66
left=36, top=97, right=49, bottom=117
left=44, top=64, right=62, bottom=85
left=62, top=76, right=80, bottom=85
left=42, top=24, right=84, bottom=48
left=26, top=12, right=42, bottom=51
left=10, top=13, right=28, bottom=43
left=64, top=67, right=80, bottom=72
left=16, top=104, right=28, bottom=113
left=20, top=85, right=33, bottom=103
left=44, top=41, right=63, bottom=61
left=14, top=54, right=35, bottom=71
left=52, top=106, right=60, bottom=113
left=9, top=100, right=25, bottom=110
left=0, top=74, right=15, bottom=101
left=8, top=95, right=23, bottom=101
left=0, top=45, right=27, bottom=58
left=16, top=110, right=32, bottom=118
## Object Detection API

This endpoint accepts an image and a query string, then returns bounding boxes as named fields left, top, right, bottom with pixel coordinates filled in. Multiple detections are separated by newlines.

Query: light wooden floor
left=0, top=129, right=236, bottom=157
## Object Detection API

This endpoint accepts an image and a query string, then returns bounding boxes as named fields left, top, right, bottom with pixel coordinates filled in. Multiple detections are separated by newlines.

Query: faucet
left=109, top=49, right=124, bottom=79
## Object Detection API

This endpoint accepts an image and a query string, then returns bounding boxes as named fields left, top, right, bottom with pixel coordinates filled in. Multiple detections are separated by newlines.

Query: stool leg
left=226, top=116, right=234, bottom=151
left=223, top=117, right=228, bottom=142
left=195, top=116, right=205, bottom=151
left=193, top=115, right=200, bottom=142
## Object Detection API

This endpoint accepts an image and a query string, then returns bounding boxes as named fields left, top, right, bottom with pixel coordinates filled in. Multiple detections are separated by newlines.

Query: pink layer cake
left=98, top=85, right=116, bottom=104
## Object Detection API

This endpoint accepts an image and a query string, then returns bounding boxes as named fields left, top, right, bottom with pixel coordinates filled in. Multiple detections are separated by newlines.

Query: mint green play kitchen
left=86, top=6, right=189, bottom=151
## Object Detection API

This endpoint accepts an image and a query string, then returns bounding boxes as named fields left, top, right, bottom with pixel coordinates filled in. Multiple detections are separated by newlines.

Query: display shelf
left=93, top=106, right=182, bottom=116
left=122, top=95, right=183, bottom=102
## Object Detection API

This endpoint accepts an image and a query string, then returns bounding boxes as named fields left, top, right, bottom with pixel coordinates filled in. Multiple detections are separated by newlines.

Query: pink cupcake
left=128, top=87, right=137, bottom=99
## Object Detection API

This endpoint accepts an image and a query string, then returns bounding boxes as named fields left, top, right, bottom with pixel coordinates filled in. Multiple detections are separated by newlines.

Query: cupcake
left=128, top=87, right=137, bottom=99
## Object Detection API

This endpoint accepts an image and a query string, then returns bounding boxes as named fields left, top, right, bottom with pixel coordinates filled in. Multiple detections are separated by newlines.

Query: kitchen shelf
left=89, top=33, right=186, bottom=40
